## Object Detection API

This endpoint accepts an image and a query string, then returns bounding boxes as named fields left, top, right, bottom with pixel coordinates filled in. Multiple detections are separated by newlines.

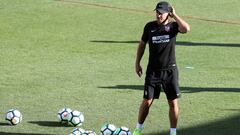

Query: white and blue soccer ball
left=5, top=109, right=22, bottom=125
left=68, top=110, right=84, bottom=126
left=100, top=123, right=117, bottom=135
left=113, top=126, right=131, bottom=135
left=82, top=130, right=97, bottom=135
left=57, top=108, right=72, bottom=123
left=69, top=128, right=85, bottom=135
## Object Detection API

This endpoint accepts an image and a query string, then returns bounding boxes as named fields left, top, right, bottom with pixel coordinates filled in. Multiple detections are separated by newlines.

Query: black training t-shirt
left=141, top=21, right=179, bottom=71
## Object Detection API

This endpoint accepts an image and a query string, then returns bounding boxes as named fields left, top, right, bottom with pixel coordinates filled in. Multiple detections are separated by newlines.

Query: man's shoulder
left=167, top=21, right=178, bottom=28
left=144, top=21, right=158, bottom=31
left=145, top=20, right=157, bottom=26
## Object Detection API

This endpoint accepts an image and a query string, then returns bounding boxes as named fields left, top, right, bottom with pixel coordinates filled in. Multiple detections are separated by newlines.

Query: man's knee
left=142, top=98, right=154, bottom=107
left=168, top=99, right=178, bottom=109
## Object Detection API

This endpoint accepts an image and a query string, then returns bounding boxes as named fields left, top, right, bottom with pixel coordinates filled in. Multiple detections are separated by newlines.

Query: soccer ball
left=100, top=123, right=117, bottom=135
left=82, top=130, right=97, bottom=135
left=113, top=127, right=131, bottom=135
left=69, top=128, right=85, bottom=135
left=57, top=108, right=72, bottom=123
left=69, top=110, right=84, bottom=126
left=5, top=109, right=22, bottom=125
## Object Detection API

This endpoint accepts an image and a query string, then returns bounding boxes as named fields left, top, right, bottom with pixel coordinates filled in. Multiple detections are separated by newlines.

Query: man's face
left=156, top=11, right=169, bottom=24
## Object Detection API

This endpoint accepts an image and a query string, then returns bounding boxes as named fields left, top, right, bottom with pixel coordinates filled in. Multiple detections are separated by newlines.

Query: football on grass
left=100, top=123, right=117, bottom=135
left=57, top=108, right=72, bottom=123
left=68, top=110, right=84, bottom=126
left=5, top=109, right=22, bottom=125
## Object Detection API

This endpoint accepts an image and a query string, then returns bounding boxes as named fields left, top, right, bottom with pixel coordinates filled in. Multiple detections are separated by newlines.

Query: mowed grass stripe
left=58, top=0, right=240, bottom=25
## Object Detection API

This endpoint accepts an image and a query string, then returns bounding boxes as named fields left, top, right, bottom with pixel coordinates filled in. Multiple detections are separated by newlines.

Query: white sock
left=136, top=123, right=143, bottom=129
left=170, top=128, right=176, bottom=134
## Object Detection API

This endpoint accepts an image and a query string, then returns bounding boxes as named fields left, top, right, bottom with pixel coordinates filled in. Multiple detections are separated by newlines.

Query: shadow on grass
left=181, top=87, right=240, bottom=93
left=91, top=40, right=139, bottom=44
left=144, top=114, right=240, bottom=135
left=90, top=40, right=240, bottom=47
left=0, top=122, right=10, bottom=126
left=0, top=132, right=57, bottom=135
left=98, top=85, right=240, bottom=93
left=177, top=41, right=240, bottom=47
left=28, top=121, right=71, bottom=127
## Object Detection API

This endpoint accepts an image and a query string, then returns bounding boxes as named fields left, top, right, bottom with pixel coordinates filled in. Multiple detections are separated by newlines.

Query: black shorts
left=144, top=68, right=181, bottom=100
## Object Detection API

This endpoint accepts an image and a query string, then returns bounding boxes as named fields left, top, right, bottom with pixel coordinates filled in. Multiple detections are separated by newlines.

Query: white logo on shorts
left=145, top=91, right=148, bottom=95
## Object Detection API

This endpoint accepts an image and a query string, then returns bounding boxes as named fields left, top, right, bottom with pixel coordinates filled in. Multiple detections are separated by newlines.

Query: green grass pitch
left=0, top=0, right=239, bottom=134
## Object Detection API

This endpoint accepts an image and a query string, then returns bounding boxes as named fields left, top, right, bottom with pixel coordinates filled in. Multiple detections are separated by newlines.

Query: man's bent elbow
left=180, top=25, right=190, bottom=34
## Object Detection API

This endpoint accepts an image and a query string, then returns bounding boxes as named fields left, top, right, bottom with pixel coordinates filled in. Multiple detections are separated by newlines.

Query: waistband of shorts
left=147, top=65, right=177, bottom=71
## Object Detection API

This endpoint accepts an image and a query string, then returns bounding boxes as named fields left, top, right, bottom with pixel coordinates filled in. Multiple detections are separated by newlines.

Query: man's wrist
left=172, top=13, right=178, bottom=19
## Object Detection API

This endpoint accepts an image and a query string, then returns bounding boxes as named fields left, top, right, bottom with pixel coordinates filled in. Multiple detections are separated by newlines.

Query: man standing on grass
left=133, top=1, right=190, bottom=135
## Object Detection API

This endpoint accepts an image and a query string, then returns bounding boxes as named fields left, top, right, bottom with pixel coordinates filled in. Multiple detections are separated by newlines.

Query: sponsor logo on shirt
left=151, top=29, right=157, bottom=33
left=165, top=26, right=170, bottom=32
left=152, top=35, right=170, bottom=44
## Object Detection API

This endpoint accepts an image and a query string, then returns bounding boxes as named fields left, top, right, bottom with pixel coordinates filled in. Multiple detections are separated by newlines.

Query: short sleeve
left=141, top=23, right=149, bottom=43
left=171, top=22, right=179, bottom=35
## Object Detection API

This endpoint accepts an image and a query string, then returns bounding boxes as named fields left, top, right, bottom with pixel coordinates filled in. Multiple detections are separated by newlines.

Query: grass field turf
left=0, top=0, right=240, bottom=135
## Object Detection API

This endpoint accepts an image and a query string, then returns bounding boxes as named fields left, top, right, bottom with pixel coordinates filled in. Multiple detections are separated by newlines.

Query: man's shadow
left=98, top=85, right=240, bottom=93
